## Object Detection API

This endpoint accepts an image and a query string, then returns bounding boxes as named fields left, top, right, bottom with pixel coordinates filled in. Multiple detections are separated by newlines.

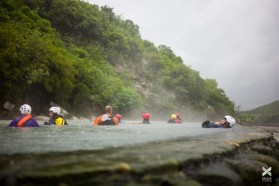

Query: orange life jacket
left=18, top=114, right=32, bottom=127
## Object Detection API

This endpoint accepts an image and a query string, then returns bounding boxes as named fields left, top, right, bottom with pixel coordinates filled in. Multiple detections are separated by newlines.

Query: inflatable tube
left=202, top=120, right=210, bottom=128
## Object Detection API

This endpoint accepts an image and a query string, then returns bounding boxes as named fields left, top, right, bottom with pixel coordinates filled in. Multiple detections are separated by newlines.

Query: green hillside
left=240, top=101, right=279, bottom=123
left=244, top=101, right=279, bottom=114
left=0, top=0, right=235, bottom=117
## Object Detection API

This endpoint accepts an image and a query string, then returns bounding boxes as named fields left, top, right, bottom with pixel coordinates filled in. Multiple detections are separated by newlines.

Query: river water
left=0, top=120, right=230, bottom=155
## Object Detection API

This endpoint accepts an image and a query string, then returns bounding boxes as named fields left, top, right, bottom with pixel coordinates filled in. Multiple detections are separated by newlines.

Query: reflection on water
left=0, top=120, right=228, bottom=155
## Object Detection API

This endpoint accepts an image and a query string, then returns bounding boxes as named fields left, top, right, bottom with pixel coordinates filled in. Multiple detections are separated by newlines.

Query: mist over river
left=0, top=120, right=231, bottom=155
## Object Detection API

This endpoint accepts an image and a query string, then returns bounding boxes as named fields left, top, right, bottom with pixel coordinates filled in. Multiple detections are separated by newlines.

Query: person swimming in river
left=44, top=107, right=68, bottom=125
left=93, top=105, right=119, bottom=126
left=202, top=115, right=235, bottom=128
left=167, top=114, right=183, bottom=124
left=167, top=114, right=177, bottom=123
left=115, top=114, right=125, bottom=124
left=128, top=112, right=151, bottom=124
left=141, top=112, right=151, bottom=124
left=8, top=104, right=39, bottom=127
left=175, top=113, right=183, bottom=123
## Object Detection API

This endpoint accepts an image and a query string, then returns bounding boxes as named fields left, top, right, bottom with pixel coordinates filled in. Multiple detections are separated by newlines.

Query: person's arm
left=93, top=116, right=102, bottom=126
left=113, top=117, right=119, bottom=125
left=8, top=119, right=18, bottom=127
left=215, top=119, right=226, bottom=125
left=91, top=116, right=96, bottom=125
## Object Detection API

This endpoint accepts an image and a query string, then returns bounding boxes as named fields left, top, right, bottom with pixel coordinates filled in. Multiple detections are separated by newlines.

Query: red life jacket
left=175, top=119, right=183, bottom=123
left=18, top=114, right=32, bottom=127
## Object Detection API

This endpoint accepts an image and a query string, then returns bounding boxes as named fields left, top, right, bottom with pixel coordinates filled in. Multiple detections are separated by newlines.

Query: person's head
left=176, top=114, right=180, bottom=119
left=49, top=107, right=61, bottom=118
left=142, top=112, right=150, bottom=120
left=115, top=114, right=122, bottom=122
left=105, top=105, right=113, bottom=115
left=171, top=114, right=176, bottom=120
left=224, top=115, right=236, bottom=127
left=20, top=104, right=32, bottom=115
left=219, top=118, right=227, bottom=124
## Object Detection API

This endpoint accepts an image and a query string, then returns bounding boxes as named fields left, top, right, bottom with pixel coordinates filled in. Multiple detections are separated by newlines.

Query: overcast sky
left=88, top=0, right=279, bottom=110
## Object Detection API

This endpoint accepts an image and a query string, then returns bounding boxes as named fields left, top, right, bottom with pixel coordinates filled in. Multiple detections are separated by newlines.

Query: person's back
left=142, top=118, right=151, bottom=124
left=167, top=114, right=177, bottom=123
left=167, top=119, right=176, bottom=123
left=8, top=104, right=39, bottom=127
left=141, top=112, right=151, bottom=124
left=175, top=114, right=183, bottom=123
left=93, top=105, right=119, bottom=126
left=98, top=114, right=118, bottom=125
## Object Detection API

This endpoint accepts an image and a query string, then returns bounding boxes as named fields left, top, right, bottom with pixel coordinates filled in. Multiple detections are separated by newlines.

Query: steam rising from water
left=90, top=0, right=279, bottom=110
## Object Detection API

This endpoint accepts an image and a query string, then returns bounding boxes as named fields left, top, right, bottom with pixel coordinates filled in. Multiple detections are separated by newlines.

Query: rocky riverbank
left=0, top=125, right=278, bottom=186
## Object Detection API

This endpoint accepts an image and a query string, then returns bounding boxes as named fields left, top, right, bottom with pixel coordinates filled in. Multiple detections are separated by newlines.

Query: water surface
left=0, top=120, right=229, bottom=155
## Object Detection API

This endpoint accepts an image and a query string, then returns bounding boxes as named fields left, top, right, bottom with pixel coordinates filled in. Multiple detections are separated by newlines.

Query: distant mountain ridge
left=244, top=100, right=279, bottom=114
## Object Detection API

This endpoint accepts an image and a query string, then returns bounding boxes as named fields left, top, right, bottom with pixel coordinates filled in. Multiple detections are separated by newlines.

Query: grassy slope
left=244, top=100, right=279, bottom=114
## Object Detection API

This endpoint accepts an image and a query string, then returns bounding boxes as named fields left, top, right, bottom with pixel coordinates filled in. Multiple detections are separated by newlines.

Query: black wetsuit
left=142, top=119, right=151, bottom=124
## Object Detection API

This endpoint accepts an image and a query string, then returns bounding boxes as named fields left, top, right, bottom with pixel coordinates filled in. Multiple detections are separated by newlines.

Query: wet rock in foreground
left=0, top=125, right=278, bottom=186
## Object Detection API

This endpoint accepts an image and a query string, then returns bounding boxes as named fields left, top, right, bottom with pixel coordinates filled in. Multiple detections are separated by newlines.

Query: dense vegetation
left=240, top=101, right=279, bottom=123
left=0, top=0, right=235, bottom=118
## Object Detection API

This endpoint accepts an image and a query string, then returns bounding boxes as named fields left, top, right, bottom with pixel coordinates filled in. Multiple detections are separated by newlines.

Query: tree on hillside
left=0, top=0, right=236, bottom=117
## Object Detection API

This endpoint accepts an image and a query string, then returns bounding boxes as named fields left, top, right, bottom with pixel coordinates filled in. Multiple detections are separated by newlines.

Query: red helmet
left=176, top=113, right=180, bottom=118
left=142, top=113, right=150, bottom=119
left=115, top=114, right=122, bottom=119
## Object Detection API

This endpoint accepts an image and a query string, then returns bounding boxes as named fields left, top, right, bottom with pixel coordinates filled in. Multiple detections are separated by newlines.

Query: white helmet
left=49, top=107, right=61, bottom=115
left=20, top=104, right=32, bottom=115
left=224, top=115, right=236, bottom=127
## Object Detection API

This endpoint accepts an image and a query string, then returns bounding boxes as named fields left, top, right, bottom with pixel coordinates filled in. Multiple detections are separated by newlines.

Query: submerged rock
left=251, top=144, right=274, bottom=156
left=34, top=115, right=49, bottom=121
left=0, top=125, right=278, bottom=186
left=197, top=163, right=243, bottom=186
left=3, top=101, right=15, bottom=111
